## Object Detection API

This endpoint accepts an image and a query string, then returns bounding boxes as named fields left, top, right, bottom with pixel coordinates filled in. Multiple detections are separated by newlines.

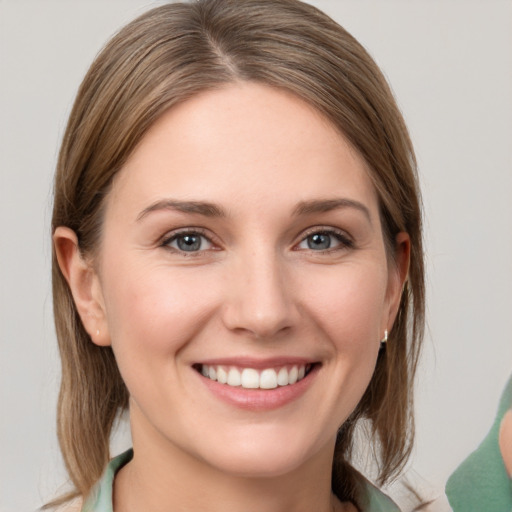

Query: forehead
left=107, top=82, right=378, bottom=219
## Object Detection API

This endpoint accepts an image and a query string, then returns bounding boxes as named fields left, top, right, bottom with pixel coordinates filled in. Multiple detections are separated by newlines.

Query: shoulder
left=81, top=449, right=134, bottom=512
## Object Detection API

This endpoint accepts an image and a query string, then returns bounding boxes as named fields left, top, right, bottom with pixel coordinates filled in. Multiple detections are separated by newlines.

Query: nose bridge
left=223, top=243, right=297, bottom=338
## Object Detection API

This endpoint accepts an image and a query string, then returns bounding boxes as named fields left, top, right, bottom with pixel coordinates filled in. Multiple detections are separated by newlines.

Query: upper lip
left=193, top=356, right=318, bottom=369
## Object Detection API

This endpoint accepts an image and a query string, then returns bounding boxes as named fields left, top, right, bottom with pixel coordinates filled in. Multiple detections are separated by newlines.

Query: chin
left=206, top=450, right=307, bottom=479
left=196, top=428, right=329, bottom=479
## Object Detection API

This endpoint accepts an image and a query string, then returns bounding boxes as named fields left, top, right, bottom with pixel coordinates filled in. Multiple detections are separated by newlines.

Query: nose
left=221, top=248, right=299, bottom=339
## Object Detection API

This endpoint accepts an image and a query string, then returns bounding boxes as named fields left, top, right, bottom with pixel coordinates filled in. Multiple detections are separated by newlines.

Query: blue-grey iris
left=177, top=235, right=202, bottom=251
left=308, top=233, right=331, bottom=250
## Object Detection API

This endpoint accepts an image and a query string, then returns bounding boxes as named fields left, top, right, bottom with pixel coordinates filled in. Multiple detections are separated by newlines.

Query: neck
left=113, top=409, right=352, bottom=512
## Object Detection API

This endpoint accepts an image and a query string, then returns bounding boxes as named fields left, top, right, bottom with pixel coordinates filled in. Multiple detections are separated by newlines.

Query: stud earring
left=381, top=329, right=388, bottom=344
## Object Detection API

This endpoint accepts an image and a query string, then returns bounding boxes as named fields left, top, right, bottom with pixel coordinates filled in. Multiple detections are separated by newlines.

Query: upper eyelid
left=297, top=226, right=353, bottom=241
left=161, top=227, right=212, bottom=241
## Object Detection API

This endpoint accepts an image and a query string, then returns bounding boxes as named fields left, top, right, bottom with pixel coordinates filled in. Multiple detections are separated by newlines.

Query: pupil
left=308, top=233, right=330, bottom=250
left=178, top=235, right=201, bottom=251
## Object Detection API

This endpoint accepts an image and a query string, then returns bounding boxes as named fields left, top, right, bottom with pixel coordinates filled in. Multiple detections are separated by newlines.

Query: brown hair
left=51, top=0, right=424, bottom=505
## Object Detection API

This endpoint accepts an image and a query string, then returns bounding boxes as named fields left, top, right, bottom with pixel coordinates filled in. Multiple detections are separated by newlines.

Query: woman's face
left=86, top=83, right=407, bottom=477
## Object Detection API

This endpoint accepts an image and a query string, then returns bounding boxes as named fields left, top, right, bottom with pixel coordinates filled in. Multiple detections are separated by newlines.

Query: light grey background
left=1, top=1, right=511, bottom=510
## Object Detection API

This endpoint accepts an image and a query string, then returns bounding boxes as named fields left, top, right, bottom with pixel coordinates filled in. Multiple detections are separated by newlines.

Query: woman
left=49, top=0, right=424, bottom=510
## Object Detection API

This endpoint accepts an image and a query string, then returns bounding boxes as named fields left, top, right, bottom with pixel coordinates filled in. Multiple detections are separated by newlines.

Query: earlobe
left=53, top=227, right=111, bottom=347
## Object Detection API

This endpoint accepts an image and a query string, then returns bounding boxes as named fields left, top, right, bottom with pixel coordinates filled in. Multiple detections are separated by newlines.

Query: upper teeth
left=200, top=364, right=308, bottom=389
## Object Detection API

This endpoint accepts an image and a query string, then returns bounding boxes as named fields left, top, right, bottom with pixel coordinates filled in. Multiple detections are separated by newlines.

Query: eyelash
left=161, top=228, right=215, bottom=256
left=295, top=227, right=354, bottom=253
left=160, top=227, right=354, bottom=255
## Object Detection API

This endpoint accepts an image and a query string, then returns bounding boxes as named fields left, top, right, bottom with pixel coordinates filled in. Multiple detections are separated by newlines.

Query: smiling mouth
left=193, top=363, right=316, bottom=390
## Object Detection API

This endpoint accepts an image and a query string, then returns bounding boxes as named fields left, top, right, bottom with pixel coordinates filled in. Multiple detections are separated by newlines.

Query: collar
left=82, top=449, right=400, bottom=512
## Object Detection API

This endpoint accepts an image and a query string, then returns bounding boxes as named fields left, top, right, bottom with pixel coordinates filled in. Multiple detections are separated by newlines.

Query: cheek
left=283, top=263, right=388, bottom=433
left=300, top=263, right=388, bottom=410
left=100, top=259, right=221, bottom=365
left=300, top=262, right=389, bottom=348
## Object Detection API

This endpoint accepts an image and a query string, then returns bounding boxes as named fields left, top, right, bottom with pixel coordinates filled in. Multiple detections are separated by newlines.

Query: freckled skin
left=57, top=83, right=408, bottom=512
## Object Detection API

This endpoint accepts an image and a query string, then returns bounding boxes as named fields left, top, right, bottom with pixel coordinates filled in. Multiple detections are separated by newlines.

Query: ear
left=53, top=226, right=111, bottom=346
left=383, top=232, right=410, bottom=333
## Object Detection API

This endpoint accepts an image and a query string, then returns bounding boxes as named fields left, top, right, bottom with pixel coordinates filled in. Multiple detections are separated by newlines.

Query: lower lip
left=196, top=365, right=319, bottom=411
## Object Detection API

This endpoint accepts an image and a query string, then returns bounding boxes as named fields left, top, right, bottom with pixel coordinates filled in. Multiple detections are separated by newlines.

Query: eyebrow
left=136, top=199, right=226, bottom=221
left=293, top=198, right=372, bottom=222
left=136, top=197, right=371, bottom=223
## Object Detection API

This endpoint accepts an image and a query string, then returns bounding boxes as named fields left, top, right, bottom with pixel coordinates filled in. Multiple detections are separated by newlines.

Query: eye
left=297, top=229, right=353, bottom=252
left=163, top=231, right=213, bottom=253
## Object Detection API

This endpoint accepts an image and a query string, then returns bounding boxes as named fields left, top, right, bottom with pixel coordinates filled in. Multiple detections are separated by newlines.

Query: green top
left=82, top=449, right=400, bottom=512
left=446, top=374, right=512, bottom=511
